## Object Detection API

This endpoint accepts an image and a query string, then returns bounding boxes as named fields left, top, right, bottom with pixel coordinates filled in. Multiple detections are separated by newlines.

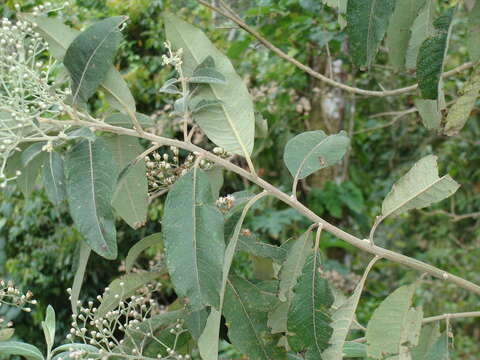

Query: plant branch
left=196, top=0, right=477, bottom=97
left=38, top=117, right=480, bottom=295
left=422, top=311, right=480, bottom=324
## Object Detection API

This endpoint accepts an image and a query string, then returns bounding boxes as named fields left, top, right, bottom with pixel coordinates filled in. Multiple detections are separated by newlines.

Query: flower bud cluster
left=216, top=194, right=235, bottom=213
left=320, top=269, right=361, bottom=293
left=161, top=40, right=183, bottom=70
left=0, top=279, right=37, bottom=330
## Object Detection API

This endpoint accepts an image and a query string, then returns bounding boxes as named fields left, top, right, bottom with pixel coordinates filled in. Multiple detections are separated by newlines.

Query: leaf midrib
left=87, top=141, right=106, bottom=248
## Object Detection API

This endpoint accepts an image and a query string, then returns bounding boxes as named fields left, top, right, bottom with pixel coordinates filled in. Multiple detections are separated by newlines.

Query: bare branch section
left=196, top=0, right=476, bottom=97
left=39, top=117, right=480, bottom=296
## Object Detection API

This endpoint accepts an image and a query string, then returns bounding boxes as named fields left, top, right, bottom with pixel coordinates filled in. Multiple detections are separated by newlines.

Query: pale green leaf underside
left=405, top=0, right=435, bottom=70
left=164, top=13, right=255, bottom=157
left=283, top=130, right=350, bottom=180
left=0, top=341, right=44, bottom=360
left=381, top=155, right=459, bottom=218
left=415, top=99, right=441, bottom=130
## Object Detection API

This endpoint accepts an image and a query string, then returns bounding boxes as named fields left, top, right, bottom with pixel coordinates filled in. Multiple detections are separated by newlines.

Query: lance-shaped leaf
left=467, top=1, right=480, bottom=62
left=42, top=305, right=56, bottom=353
left=346, top=0, right=396, bottom=68
left=366, top=284, right=423, bottom=359
left=381, top=155, right=459, bottom=219
left=64, top=16, right=126, bottom=104
left=223, top=276, right=287, bottom=360
left=125, top=233, right=162, bottom=273
left=164, top=13, right=255, bottom=158
left=163, top=169, right=225, bottom=309
left=406, top=0, right=435, bottom=70
left=65, top=138, right=119, bottom=259
left=417, top=8, right=455, bottom=100
left=444, top=67, right=480, bottom=136
left=70, top=242, right=91, bottom=314
left=105, top=135, right=148, bottom=229
left=386, top=0, right=427, bottom=70
left=322, top=257, right=379, bottom=360
left=283, top=130, right=349, bottom=180
left=287, top=250, right=334, bottom=356
left=0, top=342, right=44, bottom=360
left=411, top=323, right=441, bottom=359
left=415, top=99, right=441, bottom=130
left=42, top=152, right=67, bottom=205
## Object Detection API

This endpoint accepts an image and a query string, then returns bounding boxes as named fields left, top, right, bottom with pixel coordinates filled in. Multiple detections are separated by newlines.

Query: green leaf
left=198, top=308, right=222, bottom=360
left=224, top=276, right=287, bottom=360
left=0, top=328, right=14, bottom=341
left=42, top=305, right=56, bottom=352
left=105, top=135, right=148, bottom=229
left=346, top=0, right=396, bottom=68
left=412, top=323, right=441, bottom=360
left=64, top=17, right=127, bottom=104
left=0, top=341, right=44, bottom=360
left=125, top=233, right=162, bottom=273
left=366, top=284, right=423, bottom=359
left=386, top=0, right=427, bottom=70
left=423, top=333, right=449, bottom=360
left=284, top=130, right=349, bottom=180
left=467, top=1, right=480, bottom=62
left=17, top=152, right=47, bottom=197
left=65, top=138, right=119, bottom=259
left=51, top=344, right=99, bottom=360
left=66, top=127, right=96, bottom=141
left=342, top=342, right=367, bottom=358
left=189, top=67, right=226, bottom=84
left=287, top=251, right=334, bottom=355
left=164, top=13, right=255, bottom=158
left=104, top=113, right=154, bottom=128
left=42, top=152, right=67, bottom=205
left=185, top=307, right=209, bottom=340
left=163, top=169, right=225, bottom=309
left=417, top=8, right=455, bottom=100
left=70, top=242, right=91, bottom=314
left=237, top=235, right=287, bottom=263
left=204, top=166, right=224, bottom=199
left=381, top=155, right=460, bottom=219
left=415, top=99, right=441, bottom=130
left=95, top=272, right=162, bottom=319
left=21, top=142, right=45, bottom=167
left=444, top=67, right=480, bottom=136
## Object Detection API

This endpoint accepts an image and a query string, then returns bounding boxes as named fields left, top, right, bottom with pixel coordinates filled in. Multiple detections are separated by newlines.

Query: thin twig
left=196, top=0, right=477, bottom=97
left=423, top=311, right=480, bottom=324
left=421, top=209, right=480, bottom=222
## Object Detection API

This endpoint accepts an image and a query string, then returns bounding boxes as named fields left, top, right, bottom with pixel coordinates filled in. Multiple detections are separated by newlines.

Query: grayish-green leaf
left=42, top=305, right=56, bottom=352
left=0, top=328, right=14, bottom=341
left=346, top=0, right=396, bottom=68
left=342, top=342, right=367, bottom=358
left=424, top=333, right=449, bottom=360
left=105, top=135, right=148, bottom=229
left=185, top=307, right=209, bottom=340
left=163, top=169, right=225, bottom=309
left=17, top=152, right=47, bottom=197
left=51, top=344, right=99, bottom=360
left=406, top=0, right=435, bottom=70
left=284, top=130, right=349, bottom=180
left=237, top=235, right=287, bottom=263
left=204, top=166, right=224, bottom=200
left=66, top=127, right=96, bottom=141
left=224, top=276, right=286, bottom=360
left=0, top=341, right=44, bottom=360
left=164, top=13, right=255, bottom=157
left=412, top=323, right=441, bottom=360
left=366, top=284, right=423, bottom=359
left=64, top=17, right=126, bottom=104
left=417, top=8, right=455, bottom=100
left=386, top=0, right=426, bottom=70
left=198, top=308, right=222, bottom=360
left=70, top=242, right=91, bottom=314
left=104, top=113, right=154, bottom=128
left=467, top=1, right=480, bottom=62
left=189, top=67, right=226, bottom=84
left=415, top=99, right=441, bottom=130
left=102, top=67, right=137, bottom=116
left=42, top=152, right=67, bottom=205
left=65, top=138, right=119, bottom=259
left=125, top=233, right=162, bottom=273
left=444, top=68, right=480, bottom=136
left=21, top=142, right=45, bottom=167
left=381, top=155, right=459, bottom=219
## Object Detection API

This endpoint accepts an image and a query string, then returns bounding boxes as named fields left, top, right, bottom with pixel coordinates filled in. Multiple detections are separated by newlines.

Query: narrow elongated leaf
left=412, top=323, right=441, bottom=360
left=417, top=8, right=455, bottom=100
left=42, top=152, right=67, bottom=205
left=125, top=233, right=162, bottom=273
left=65, top=138, right=119, bottom=259
left=198, top=308, right=222, bottom=360
left=406, top=0, right=435, bottom=70
left=42, top=305, right=56, bottom=352
left=283, top=130, right=349, bottom=180
left=386, top=0, right=426, bottom=70
left=70, top=242, right=91, bottom=314
left=51, top=344, right=99, bottom=360
left=346, top=0, right=396, bottom=68
left=0, top=342, right=44, bottom=360
left=366, top=284, right=423, bottom=359
left=467, top=1, right=480, bottom=62
left=287, top=251, right=334, bottom=355
left=415, top=99, right=441, bottom=130
left=444, top=68, right=480, bottom=136
left=105, top=135, right=148, bottom=229
left=163, top=169, right=225, bottom=309
left=381, top=155, right=459, bottom=219
left=224, top=276, right=286, bottom=360
left=164, top=13, right=255, bottom=157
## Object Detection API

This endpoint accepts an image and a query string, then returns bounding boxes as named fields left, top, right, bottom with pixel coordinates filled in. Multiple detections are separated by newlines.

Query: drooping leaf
left=417, top=8, right=455, bottom=100
left=65, top=138, right=119, bottom=259
left=467, top=1, right=480, bottom=62
left=224, top=276, right=287, bottom=360
left=105, top=135, right=148, bottom=229
left=41, top=305, right=56, bottom=352
left=125, top=233, right=162, bottom=273
left=163, top=169, right=225, bottom=309
left=381, top=155, right=459, bottom=219
left=0, top=342, right=44, bottom=360
left=405, top=0, right=436, bottom=70
left=104, top=112, right=154, bottom=128
left=164, top=13, right=255, bottom=158
left=386, top=0, right=427, bottom=70
left=284, top=130, right=349, bottom=181
left=346, top=0, right=396, bottom=68
left=366, top=284, right=423, bottom=359
left=42, top=152, right=67, bottom=205
left=411, top=322, right=441, bottom=360
left=70, top=241, right=91, bottom=314
left=64, top=16, right=127, bottom=104
left=287, top=250, right=334, bottom=355
left=198, top=308, right=222, bottom=360
left=444, top=67, right=480, bottom=136
left=415, top=99, right=441, bottom=130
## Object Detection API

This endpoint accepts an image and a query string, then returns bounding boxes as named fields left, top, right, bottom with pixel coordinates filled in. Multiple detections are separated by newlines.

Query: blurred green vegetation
left=0, top=0, right=479, bottom=358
